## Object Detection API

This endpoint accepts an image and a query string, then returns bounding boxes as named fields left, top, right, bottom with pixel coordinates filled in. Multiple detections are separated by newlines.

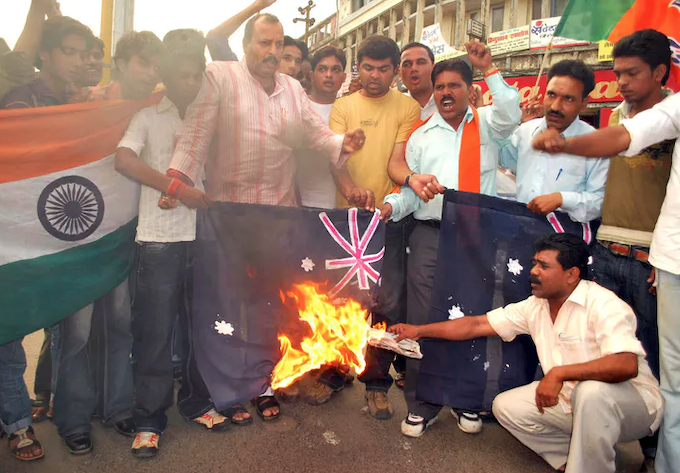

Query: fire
left=373, top=321, right=386, bottom=331
left=271, top=283, right=370, bottom=390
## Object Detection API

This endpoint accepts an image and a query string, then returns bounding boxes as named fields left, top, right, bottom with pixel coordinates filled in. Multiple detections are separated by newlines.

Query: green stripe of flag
left=554, top=0, right=636, bottom=42
left=0, top=219, right=136, bottom=344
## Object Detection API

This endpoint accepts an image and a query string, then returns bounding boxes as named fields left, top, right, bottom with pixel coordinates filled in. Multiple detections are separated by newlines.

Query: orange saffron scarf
left=404, top=107, right=481, bottom=193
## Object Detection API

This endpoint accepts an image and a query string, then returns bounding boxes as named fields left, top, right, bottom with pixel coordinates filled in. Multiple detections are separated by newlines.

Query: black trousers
left=358, top=216, right=414, bottom=392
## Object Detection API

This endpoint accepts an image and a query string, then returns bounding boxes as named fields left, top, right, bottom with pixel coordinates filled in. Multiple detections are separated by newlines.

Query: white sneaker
left=451, top=409, right=482, bottom=434
left=400, top=413, right=437, bottom=438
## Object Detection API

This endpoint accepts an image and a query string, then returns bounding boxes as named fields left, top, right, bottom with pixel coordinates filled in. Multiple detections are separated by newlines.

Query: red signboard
left=475, top=70, right=624, bottom=106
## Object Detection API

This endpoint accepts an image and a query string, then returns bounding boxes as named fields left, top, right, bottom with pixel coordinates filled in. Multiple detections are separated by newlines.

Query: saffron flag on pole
left=192, top=204, right=385, bottom=410
left=0, top=97, right=158, bottom=344
left=555, top=0, right=680, bottom=87
left=416, top=191, right=598, bottom=411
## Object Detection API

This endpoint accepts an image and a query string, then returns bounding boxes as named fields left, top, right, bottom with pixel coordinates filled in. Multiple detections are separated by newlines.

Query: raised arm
left=206, top=0, right=275, bottom=61
left=389, top=315, right=498, bottom=342
left=532, top=126, right=632, bottom=157
left=14, top=0, right=60, bottom=56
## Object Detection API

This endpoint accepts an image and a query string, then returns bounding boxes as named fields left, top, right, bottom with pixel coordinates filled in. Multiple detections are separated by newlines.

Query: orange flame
left=373, top=321, right=386, bottom=331
left=271, top=284, right=369, bottom=390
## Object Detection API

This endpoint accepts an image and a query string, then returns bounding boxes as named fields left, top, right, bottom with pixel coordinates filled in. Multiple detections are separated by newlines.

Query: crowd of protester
left=1, top=1, right=679, bottom=472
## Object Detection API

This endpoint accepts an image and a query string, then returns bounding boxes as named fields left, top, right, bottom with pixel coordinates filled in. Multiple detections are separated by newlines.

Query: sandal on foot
left=192, top=408, right=230, bottom=431
left=6, top=426, right=45, bottom=461
left=220, top=404, right=253, bottom=425
left=131, top=432, right=160, bottom=458
left=252, top=395, right=281, bottom=421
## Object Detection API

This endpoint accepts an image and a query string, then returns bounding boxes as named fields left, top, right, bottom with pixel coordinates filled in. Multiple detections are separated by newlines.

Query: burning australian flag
left=192, top=203, right=385, bottom=410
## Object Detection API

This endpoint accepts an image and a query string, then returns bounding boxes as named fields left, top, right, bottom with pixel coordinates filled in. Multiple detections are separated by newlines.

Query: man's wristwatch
left=405, top=172, right=417, bottom=188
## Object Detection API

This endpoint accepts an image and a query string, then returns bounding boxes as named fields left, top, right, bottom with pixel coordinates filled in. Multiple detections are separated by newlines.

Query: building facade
left=302, top=0, right=620, bottom=127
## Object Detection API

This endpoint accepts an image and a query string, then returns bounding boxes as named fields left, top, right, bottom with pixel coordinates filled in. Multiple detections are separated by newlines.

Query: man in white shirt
left=532, top=91, right=680, bottom=473
left=400, top=42, right=437, bottom=120
left=500, top=60, right=610, bottom=223
left=115, top=37, right=228, bottom=458
left=390, top=233, right=662, bottom=473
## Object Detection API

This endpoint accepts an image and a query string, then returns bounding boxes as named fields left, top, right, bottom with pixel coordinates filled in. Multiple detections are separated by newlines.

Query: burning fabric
left=367, top=328, right=423, bottom=360
left=193, top=203, right=385, bottom=410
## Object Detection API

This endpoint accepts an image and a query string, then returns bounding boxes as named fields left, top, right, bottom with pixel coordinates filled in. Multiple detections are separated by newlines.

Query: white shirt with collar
left=487, top=279, right=663, bottom=431
left=118, top=96, right=202, bottom=243
left=406, top=91, right=437, bottom=121
left=621, top=92, right=680, bottom=275
left=500, top=117, right=610, bottom=223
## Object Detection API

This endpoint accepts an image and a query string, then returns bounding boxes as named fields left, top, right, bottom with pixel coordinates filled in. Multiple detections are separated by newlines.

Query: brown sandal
left=6, top=426, right=44, bottom=461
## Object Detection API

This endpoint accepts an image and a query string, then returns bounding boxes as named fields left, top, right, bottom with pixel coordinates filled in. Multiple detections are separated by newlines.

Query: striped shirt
left=170, top=58, right=345, bottom=206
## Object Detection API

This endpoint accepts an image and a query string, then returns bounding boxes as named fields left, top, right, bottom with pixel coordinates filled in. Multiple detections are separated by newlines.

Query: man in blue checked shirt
left=500, top=59, right=610, bottom=223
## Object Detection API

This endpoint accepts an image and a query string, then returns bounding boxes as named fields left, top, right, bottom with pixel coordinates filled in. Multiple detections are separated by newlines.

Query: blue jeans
left=33, top=324, right=61, bottom=403
left=0, top=338, right=32, bottom=435
left=656, top=268, right=680, bottom=473
left=130, top=242, right=213, bottom=434
left=592, top=243, right=659, bottom=378
left=53, top=281, right=133, bottom=438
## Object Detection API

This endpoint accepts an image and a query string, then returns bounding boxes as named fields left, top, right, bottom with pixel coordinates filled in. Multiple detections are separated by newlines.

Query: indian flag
left=555, top=0, right=680, bottom=86
left=0, top=97, right=158, bottom=344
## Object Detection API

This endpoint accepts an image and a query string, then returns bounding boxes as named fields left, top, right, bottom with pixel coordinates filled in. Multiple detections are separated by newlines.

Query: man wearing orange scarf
left=383, top=43, right=521, bottom=437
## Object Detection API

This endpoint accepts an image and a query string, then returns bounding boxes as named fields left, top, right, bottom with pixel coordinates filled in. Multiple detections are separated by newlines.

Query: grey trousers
left=492, top=380, right=657, bottom=473
left=404, top=223, right=442, bottom=417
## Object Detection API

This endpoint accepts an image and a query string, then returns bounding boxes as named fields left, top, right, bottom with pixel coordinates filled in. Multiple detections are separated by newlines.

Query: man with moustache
left=390, top=233, right=662, bottom=473
left=382, top=44, right=521, bottom=436
left=167, top=13, right=365, bottom=424
left=500, top=60, right=609, bottom=223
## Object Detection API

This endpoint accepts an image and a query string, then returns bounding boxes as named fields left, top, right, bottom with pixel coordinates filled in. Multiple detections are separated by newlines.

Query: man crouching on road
left=390, top=233, right=663, bottom=473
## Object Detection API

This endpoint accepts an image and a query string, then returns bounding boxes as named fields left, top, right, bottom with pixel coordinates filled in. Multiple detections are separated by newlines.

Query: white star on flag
left=320, top=208, right=384, bottom=297
left=507, top=258, right=523, bottom=276
left=301, top=257, right=315, bottom=272
left=448, top=304, right=464, bottom=320
left=214, top=320, right=234, bottom=336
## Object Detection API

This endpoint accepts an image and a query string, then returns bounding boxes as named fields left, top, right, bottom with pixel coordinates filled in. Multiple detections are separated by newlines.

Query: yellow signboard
left=598, top=41, right=614, bottom=62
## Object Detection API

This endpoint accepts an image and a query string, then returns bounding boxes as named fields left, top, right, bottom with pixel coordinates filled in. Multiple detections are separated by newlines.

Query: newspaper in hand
left=367, top=328, right=423, bottom=359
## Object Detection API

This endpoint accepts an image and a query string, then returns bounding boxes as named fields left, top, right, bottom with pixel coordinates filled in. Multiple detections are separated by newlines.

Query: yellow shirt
left=329, top=88, right=421, bottom=207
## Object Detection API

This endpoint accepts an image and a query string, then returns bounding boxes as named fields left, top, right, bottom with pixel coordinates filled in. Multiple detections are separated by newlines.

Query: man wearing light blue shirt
left=382, top=43, right=521, bottom=438
left=500, top=60, right=609, bottom=223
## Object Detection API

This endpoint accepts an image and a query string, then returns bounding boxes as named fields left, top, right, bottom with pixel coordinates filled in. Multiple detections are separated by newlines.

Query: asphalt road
left=0, top=331, right=645, bottom=473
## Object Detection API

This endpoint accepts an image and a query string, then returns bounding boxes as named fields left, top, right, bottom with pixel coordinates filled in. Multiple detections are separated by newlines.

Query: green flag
left=554, top=0, right=635, bottom=42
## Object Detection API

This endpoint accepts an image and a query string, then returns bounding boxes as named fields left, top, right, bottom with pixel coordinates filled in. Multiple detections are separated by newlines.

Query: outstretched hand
left=409, top=174, right=446, bottom=202
left=532, top=128, right=567, bottom=154
left=388, top=323, right=421, bottom=342
left=342, top=128, right=366, bottom=154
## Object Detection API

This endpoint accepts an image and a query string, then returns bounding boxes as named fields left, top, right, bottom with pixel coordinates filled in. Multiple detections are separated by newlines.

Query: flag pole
left=530, top=36, right=554, bottom=100
left=100, top=0, right=114, bottom=85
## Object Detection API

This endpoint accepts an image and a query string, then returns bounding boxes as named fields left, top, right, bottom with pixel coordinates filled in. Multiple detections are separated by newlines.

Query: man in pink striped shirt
left=168, top=13, right=365, bottom=208
left=166, top=12, right=365, bottom=423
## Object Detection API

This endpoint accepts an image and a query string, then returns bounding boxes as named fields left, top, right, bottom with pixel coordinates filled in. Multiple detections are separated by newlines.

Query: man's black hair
left=400, top=42, right=435, bottom=63
left=534, top=233, right=590, bottom=280
left=311, top=45, right=347, bottom=71
left=293, top=39, right=309, bottom=61
left=37, top=16, right=94, bottom=70
left=431, top=58, right=473, bottom=87
left=547, top=59, right=596, bottom=98
left=357, top=35, right=400, bottom=69
left=163, top=29, right=206, bottom=56
left=243, top=13, right=281, bottom=44
left=613, top=29, right=672, bottom=85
